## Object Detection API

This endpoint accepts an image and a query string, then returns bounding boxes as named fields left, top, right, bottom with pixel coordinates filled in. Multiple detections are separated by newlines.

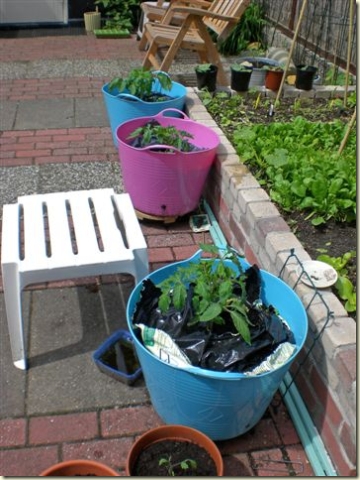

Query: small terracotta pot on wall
left=126, top=424, right=224, bottom=476
left=265, top=70, right=284, bottom=91
left=40, top=459, right=119, bottom=476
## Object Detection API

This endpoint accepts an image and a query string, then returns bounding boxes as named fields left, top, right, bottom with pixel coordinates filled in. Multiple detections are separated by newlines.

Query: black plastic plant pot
left=93, top=330, right=142, bottom=385
left=295, top=65, right=318, bottom=91
left=230, top=68, right=253, bottom=92
left=195, top=65, right=218, bottom=92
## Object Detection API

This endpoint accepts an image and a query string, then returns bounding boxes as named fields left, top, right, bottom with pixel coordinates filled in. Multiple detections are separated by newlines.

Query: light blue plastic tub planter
left=126, top=251, right=308, bottom=441
left=102, top=74, right=187, bottom=146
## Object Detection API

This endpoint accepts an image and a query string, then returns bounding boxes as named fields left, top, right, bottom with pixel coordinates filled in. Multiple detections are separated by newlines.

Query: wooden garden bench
left=139, top=0, right=251, bottom=86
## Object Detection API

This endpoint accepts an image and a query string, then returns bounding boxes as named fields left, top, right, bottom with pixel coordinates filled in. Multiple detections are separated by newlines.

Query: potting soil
left=131, top=440, right=217, bottom=476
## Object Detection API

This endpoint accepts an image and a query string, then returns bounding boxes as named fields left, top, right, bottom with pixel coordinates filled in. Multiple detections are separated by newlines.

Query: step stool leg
left=133, top=251, right=149, bottom=285
left=2, top=264, right=27, bottom=370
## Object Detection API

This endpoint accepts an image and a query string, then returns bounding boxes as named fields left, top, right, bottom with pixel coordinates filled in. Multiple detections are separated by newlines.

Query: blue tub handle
left=152, top=70, right=172, bottom=85
left=115, top=93, right=148, bottom=103
left=152, top=70, right=172, bottom=93
left=152, top=70, right=171, bottom=78
left=153, top=108, right=189, bottom=120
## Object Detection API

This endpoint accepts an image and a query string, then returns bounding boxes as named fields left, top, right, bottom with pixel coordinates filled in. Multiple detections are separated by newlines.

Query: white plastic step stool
left=1, top=189, right=149, bottom=370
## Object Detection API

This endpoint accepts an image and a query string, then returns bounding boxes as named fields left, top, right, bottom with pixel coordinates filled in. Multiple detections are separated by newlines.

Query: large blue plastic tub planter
left=102, top=76, right=187, bottom=146
left=126, top=251, right=308, bottom=441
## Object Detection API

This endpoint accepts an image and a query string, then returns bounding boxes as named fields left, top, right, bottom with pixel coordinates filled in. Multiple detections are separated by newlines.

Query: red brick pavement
left=0, top=391, right=314, bottom=476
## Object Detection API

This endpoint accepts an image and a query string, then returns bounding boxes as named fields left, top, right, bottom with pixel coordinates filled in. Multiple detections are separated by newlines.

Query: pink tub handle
left=137, top=144, right=184, bottom=153
left=153, top=109, right=189, bottom=120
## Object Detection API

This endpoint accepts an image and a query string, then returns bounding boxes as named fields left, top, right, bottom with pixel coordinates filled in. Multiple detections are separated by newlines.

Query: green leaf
left=172, top=284, right=187, bottom=310
left=264, top=148, right=288, bottom=167
left=345, top=294, right=357, bottom=312
left=291, top=181, right=307, bottom=198
left=311, top=216, right=326, bottom=226
left=230, top=311, right=251, bottom=344
left=336, top=276, right=354, bottom=300
left=158, top=294, right=170, bottom=313
left=219, top=280, right=233, bottom=299
left=199, top=303, right=222, bottom=322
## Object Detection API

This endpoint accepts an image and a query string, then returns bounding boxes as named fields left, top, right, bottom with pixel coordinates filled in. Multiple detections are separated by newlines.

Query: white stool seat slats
left=1, top=189, right=149, bottom=370
left=43, top=194, right=76, bottom=261
left=87, top=190, right=128, bottom=256
left=66, top=191, right=107, bottom=258
left=22, top=197, right=48, bottom=261
left=1, top=203, right=21, bottom=264
left=112, top=194, right=147, bottom=250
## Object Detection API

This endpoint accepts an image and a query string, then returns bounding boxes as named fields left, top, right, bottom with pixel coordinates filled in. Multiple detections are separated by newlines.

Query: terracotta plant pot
left=265, top=70, right=284, bottom=91
left=239, top=57, right=280, bottom=87
left=40, top=459, right=119, bottom=476
left=126, top=425, right=224, bottom=476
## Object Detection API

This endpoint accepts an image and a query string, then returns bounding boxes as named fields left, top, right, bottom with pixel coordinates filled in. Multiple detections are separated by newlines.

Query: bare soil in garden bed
left=202, top=94, right=356, bottom=317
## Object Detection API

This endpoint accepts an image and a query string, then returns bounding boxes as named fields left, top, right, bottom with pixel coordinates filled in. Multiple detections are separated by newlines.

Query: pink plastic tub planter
left=116, top=109, right=220, bottom=218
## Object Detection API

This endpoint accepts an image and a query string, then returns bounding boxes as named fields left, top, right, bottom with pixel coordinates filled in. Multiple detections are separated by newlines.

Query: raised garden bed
left=200, top=92, right=356, bottom=318
left=185, top=87, right=356, bottom=474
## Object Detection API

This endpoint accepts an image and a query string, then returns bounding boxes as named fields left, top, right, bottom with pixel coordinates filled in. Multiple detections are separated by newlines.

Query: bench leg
left=2, top=264, right=27, bottom=370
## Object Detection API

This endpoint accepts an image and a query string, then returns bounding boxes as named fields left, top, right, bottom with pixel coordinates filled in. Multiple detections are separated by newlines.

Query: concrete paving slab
left=37, top=162, right=124, bottom=193
left=0, top=100, right=17, bottom=130
left=72, top=59, right=141, bottom=78
left=75, top=98, right=108, bottom=127
left=26, top=60, right=74, bottom=78
left=0, top=61, right=28, bottom=80
left=0, top=294, right=30, bottom=418
left=27, top=351, right=149, bottom=415
left=0, top=165, right=40, bottom=208
left=15, top=98, right=75, bottom=129
left=95, top=280, right=136, bottom=333
left=26, top=285, right=148, bottom=415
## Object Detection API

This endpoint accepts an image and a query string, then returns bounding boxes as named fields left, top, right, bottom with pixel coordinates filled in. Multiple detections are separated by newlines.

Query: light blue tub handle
left=115, top=93, right=147, bottom=103
left=153, top=70, right=171, bottom=78
left=153, top=108, right=189, bottom=120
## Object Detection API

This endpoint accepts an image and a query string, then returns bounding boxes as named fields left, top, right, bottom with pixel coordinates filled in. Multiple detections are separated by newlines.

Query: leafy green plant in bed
left=316, top=249, right=356, bottom=313
left=231, top=117, right=356, bottom=226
